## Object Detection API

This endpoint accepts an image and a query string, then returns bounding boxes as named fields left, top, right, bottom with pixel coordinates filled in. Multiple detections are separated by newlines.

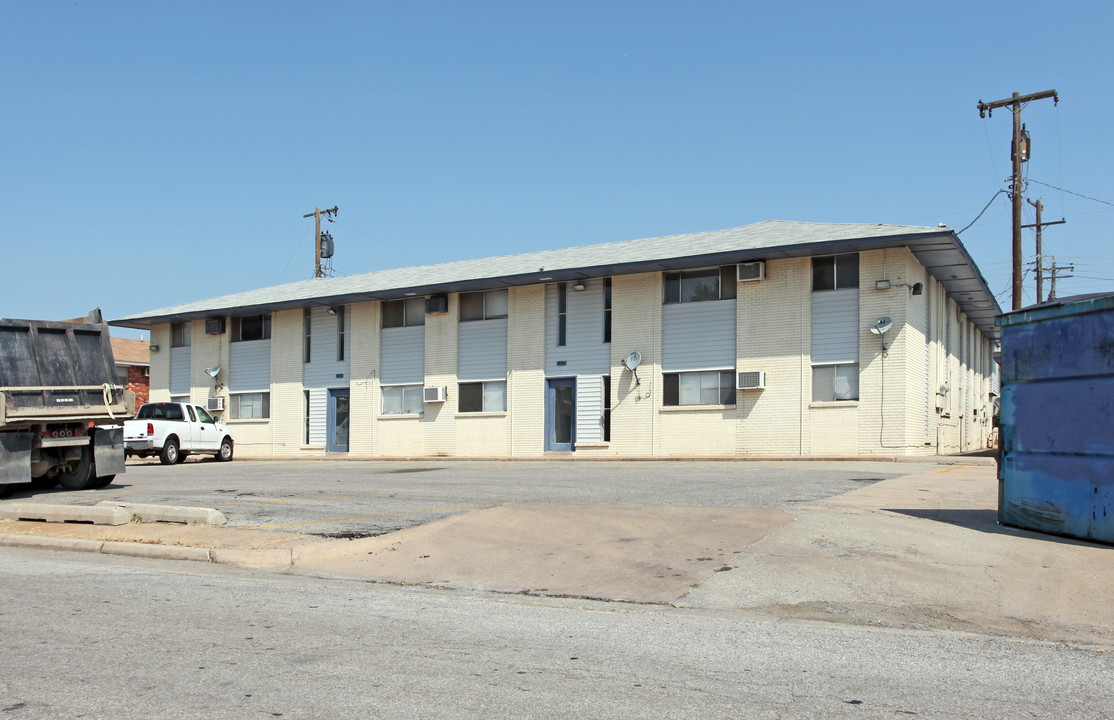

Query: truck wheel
left=160, top=437, right=180, bottom=465
left=216, top=437, right=234, bottom=462
left=90, top=475, right=115, bottom=489
left=57, top=449, right=96, bottom=490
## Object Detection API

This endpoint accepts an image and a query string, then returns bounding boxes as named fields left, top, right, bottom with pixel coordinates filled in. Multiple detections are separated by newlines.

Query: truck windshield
left=135, top=404, right=184, bottom=421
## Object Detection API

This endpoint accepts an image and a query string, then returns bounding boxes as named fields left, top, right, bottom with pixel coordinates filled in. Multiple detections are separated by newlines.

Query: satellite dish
left=870, top=317, right=893, bottom=335
left=206, top=365, right=221, bottom=378
left=623, top=351, right=642, bottom=372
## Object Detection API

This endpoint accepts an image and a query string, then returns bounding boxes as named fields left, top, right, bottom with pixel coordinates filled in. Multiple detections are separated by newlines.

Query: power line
left=956, top=185, right=1007, bottom=235
left=1028, top=179, right=1114, bottom=207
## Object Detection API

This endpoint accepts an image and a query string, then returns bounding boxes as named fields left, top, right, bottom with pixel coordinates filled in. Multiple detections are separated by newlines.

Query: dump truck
left=0, top=317, right=133, bottom=494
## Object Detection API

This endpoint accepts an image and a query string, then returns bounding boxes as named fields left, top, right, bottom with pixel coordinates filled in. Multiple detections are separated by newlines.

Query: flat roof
left=111, top=219, right=1002, bottom=340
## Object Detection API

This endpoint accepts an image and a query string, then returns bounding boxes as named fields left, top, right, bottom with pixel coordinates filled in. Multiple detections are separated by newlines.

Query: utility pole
left=1022, top=197, right=1065, bottom=303
left=978, top=89, right=1058, bottom=310
left=1044, top=255, right=1074, bottom=301
left=302, top=206, right=338, bottom=278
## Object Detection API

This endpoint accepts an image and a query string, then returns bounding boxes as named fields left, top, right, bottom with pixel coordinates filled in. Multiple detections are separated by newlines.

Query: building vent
left=207, top=396, right=225, bottom=412
left=425, top=295, right=448, bottom=314
left=205, top=317, right=225, bottom=335
left=423, top=386, right=447, bottom=403
left=737, top=261, right=766, bottom=283
left=736, top=371, right=766, bottom=390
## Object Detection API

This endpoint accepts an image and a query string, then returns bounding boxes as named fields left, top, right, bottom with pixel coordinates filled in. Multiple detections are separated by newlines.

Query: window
left=171, top=322, right=191, bottom=348
left=383, top=298, right=425, bottom=328
left=663, top=370, right=735, bottom=406
left=303, top=309, right=312, bottom=364
left=186, top=405, right=197, bottom=422
left=304, top=390, right=311, bottom=444
left=458, top=381, right=506, bottom=413
left=336, top=305, right=346, bottom=361
left=381, top=384, right=423, bottom=415
left=663, top=267, right=737, bottom=304
left=557, top=284, right=567, bottom=347
left=460, top=289, right=508, bottom=321
left=603, top=278, right=612, bottom=343
left=812, top=254, right=860, bottom=291
left=169, top=394, right=189, bottom=405
left=603, top=375, right=611, bottom=442
left=196, top=406, right=215, bottom=423
left=115, top=365, right=129, bottom=385
left=812, top=364, right=859, bottom=402
left=232, top=314, right=271, bottom=342
left=230, top=392, right=270, bottom=419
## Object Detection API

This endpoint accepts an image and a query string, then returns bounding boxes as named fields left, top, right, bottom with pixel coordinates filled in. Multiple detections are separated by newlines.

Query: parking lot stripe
left=242, top=502, right=509, bottom=529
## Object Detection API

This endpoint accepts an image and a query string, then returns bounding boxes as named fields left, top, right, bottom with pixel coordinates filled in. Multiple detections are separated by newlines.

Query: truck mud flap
left=1, top=432, right=33, bottom=485
left=93, top=427, right=126, bottom=477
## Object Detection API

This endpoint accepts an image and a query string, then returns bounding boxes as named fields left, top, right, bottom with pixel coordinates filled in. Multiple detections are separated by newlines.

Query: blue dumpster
left=997, top=292, right=1114, bottom=544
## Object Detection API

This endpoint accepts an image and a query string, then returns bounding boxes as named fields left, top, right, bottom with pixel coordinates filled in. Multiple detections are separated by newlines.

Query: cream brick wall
left=422, top=295, right=458, bottom=456
left=736, top=257, right=809, bottom=455
left=508, top=285, right=546, bottom=456
left=270, top=309, right=305, bottom=457
left=349, top=300, right=379, bottom=456
left=857, top=248, right=908, bottom=454
left=148, top=323, right=171, bottom=403
left=609, top=272, right=661, bottom=456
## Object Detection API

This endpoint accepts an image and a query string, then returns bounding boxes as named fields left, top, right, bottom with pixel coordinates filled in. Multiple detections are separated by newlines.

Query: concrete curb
left=0, top=533, right=213, bottom=563
left=95, top=501, right=227, bottom=526
left=1, top=503, right=130, bottom=525
left=0, top=533, right=105, bottom=553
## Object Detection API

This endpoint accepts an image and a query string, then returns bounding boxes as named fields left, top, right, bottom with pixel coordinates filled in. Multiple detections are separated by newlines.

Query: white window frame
left=381, top=384, right=424, bottom=415
left=811, top=362, right=859, bottom=402
left=382, top=298, right=426, bottom=328
left=459, top=289, right=508, bottom=322
left=663, top=369, right=736, bottom=407
left=169, top=394, right=190, bottom=405
left=663, top=266, right=737, bottom=304
left=230, top=391, right=270, bottom=419
left=171, top=322, right=191, bottom=348
left=458, top=380, right=507, bottom=413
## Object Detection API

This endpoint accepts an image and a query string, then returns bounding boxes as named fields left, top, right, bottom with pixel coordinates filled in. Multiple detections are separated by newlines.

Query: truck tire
left=160, top=437, right=180, bottom=465
left=216, top=437, right=234, bottom=462
left=57, top=449, right=96, bottom=490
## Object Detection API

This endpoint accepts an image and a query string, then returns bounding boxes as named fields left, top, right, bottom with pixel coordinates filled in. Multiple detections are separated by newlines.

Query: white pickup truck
left=123, top=402, right=234, bottom=465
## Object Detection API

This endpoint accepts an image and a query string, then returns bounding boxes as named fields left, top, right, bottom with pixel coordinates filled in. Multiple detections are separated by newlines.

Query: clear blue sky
left=4, top=1, right=1111, bottom=339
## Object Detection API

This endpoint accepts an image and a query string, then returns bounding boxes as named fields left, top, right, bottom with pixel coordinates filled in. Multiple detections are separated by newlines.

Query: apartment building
left=111, top=221, right=1001, bottom=458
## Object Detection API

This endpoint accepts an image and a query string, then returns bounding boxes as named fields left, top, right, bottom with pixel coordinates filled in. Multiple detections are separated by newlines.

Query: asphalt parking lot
left=2, top=457, right=932, bottom=537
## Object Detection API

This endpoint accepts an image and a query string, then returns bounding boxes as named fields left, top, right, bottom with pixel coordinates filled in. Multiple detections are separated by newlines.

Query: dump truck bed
left=0, top=318, right=129, bottom=428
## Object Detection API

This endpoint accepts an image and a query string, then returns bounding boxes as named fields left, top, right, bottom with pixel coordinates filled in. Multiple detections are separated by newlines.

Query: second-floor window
left=459, top=289, right=508, bottom=321
left=382, top=298, right=426, bottom=328
left=171, top=322, right=191, bottom=347
left=663, top=267, right=737, bottom=304
left=232, top=314, right=271, bottom=342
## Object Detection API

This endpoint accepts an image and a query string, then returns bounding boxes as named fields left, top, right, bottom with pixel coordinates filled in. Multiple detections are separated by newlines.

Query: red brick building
left=110, top=337, right=150, bottom=409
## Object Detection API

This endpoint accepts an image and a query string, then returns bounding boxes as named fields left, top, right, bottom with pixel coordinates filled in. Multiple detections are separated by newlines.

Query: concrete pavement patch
left=291, top=503, right=795, bottom=604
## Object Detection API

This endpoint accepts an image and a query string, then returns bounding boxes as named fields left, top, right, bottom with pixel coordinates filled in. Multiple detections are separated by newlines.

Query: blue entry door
left=327, top=389, right=350, bottom=453
left=546, top=378, right=576, bottom=452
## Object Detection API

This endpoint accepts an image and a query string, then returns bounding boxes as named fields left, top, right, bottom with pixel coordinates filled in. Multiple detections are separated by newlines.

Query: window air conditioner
left=737, top=261, right=766, bottom=282
left=205, top=317, right=225, bottom=335
left=207, top=396, right=225, bottom=412
left=736, top=371, right=766, bottom=390
left=423, top=386, right=447, bottom=403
